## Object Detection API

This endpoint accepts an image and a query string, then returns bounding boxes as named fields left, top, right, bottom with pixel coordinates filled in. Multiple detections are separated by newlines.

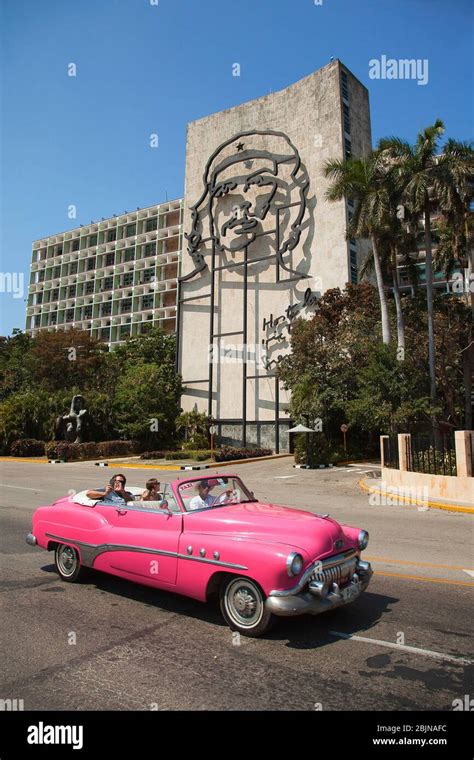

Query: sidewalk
left=359, top=477, right=474, bottom=514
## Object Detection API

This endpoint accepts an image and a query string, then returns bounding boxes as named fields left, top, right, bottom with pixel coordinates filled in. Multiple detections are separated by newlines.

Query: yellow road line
left=366, top=555, right=472, bottom=572
left=358, top=478, right=474, bottom=514
left=0, top=457, right=48, bottom=463
left=374, top=570, right=474, bottom=588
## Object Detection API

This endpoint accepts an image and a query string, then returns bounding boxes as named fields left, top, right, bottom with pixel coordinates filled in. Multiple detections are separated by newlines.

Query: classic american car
left=26, top=474, right=373, bottom=637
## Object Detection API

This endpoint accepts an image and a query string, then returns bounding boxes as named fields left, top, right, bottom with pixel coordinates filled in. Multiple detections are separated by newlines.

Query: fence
left=407, top=434, right=457, bottom=477
left=469, top=433, right=474, bottom=478
left=382, top=435, right=399, bottom=469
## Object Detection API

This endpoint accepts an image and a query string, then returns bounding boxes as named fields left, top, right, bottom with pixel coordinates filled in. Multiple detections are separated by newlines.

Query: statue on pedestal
left=55, top=395, right=88, bottom=444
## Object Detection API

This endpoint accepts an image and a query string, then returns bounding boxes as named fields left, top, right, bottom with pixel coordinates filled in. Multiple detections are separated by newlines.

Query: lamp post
left=209, top=424, right=216, bottom=461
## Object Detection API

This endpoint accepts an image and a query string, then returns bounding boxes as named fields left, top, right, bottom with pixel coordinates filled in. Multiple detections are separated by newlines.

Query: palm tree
left=434, top=139, right=474, bottom=428
left=324, top=154, right=392, bottom=344
left=378, top=120, right=452, bottom=409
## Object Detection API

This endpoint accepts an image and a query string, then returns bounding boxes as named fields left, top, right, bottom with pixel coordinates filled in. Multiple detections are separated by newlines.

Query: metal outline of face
left=181, top=129, right=310, bottom=282
left=210, top=160, right=288, bottom=254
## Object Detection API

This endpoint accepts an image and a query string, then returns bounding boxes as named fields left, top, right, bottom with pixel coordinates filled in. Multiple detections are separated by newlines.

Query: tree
left=324, top=153, right=392, bottom=344
left=112, top=362, right=182, bottom=444
left=378, top=121, right=468, bottom=413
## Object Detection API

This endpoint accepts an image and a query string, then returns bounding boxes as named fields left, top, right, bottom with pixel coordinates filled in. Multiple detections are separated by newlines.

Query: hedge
left=44, top=440, right=140, bottom=461
left=9, top=439, right=46, bottom=457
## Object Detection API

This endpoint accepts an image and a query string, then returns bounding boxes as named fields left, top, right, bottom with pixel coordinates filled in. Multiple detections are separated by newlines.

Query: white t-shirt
left=188, top=493, right=216, bottom=511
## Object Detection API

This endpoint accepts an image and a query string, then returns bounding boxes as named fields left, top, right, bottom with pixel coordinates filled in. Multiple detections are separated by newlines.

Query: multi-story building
left=177, top=60, right=372, bottom=452
left=26, top=200, right=182, bottom=346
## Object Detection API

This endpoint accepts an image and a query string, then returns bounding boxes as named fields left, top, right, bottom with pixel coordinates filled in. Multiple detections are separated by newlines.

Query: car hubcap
left=226, top=579, right=263, bottom=628
left=58, top=545, right=76, bottom=576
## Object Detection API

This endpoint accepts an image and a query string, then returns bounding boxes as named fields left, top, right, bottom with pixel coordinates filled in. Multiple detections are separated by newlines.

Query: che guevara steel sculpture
left=181, top=129, right=310, bottom=281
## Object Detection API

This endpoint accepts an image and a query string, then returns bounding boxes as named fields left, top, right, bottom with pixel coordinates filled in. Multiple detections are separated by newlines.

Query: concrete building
left=26, top=200, right=182, bottom=346
left=177, top=60, right=372, bottom=452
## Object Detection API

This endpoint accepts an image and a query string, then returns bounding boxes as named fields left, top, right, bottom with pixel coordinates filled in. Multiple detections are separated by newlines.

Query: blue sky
left=1, top=0, right=473, bottom=335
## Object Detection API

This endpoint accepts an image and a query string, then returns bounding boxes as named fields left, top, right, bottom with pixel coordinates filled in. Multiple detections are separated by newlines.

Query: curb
left=293, top=463, right=334, bottom=469
left=358, top=478, right=474, bottom=515
left=113, top=453, right=293, bottom=471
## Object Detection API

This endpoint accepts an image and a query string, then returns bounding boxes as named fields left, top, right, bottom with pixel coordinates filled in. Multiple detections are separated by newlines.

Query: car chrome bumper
left=26, top=533, right=37, bottom=547
left=266, top=561, right=373, bottom=617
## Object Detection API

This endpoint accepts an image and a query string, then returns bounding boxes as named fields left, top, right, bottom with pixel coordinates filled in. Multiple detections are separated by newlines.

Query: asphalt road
left=0, top=458, right=473, bottom=711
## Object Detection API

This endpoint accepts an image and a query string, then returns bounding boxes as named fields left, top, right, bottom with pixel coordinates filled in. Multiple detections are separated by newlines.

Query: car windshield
left=178, top=476, right=256, bottom=512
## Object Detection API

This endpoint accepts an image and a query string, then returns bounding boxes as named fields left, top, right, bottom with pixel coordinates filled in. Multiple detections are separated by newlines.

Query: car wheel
left=220, top=576, right=275, bottom=638
left=54, top=543, right=82, bottom=582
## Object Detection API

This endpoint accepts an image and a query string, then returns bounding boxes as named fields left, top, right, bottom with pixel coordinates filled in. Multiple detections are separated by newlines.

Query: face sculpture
left=183, top=130, right=309, bottom=278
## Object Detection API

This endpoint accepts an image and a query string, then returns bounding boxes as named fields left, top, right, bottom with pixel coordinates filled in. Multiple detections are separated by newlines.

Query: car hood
left=182, top=501, right=350, bottom=557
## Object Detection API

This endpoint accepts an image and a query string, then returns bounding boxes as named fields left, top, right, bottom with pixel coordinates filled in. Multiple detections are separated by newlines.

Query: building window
left=103, top=276, right=113, bottom=290
left=143, top=267, right=154, bottom=283
left=120, top=298, right=132, bottom=313
left=101, top=302, right=112, bottom=317
left=36, top=292, right=43, bottom=305
left=107, top=229, right=117, bottom=243
left=343, top=103, right=351, bottom=135
left=350, top=266, right=358, bottom=284
left=83, top=305, right=93, bottom=319
left=68, top=285, right=76, bottom=298
left=145, top=242, right=156, bottom=257
left=344, top=137, right=352, bottom=159
left=142, top=294, right=154, bottom=310
left=87, top=257, right=96, bottom=271
left=52, top=288, right=59, bottom=301
left=38, top=270, right=45, bottom=282
left=70, top=262, right=78, bottom=275
left=85, top=281, right=94, bottom=295
left=89, top=234, right=97, bottom=247
left=66, top=309, right=74, bottom=322
left=126, top=223, right=136, bottom=238
left=53, top=266, right=61, bottom=278
left=72, top=239, right=80, bottom=252
left=100, top=327, right=110, bottom=341
left=145, top=217, right=158, bottom=232
left=120, top=324, right=131, bottom=338
left=34, top=315, right=41, bottom=327
left=124, top=247, right=135, bottom=262
left=123, top=272, right=134, bottom=287
left=341, top=70, right=349, bottom=101
left=50, top=313, right=57, bottom=326
left=106, top=252, right=115, bottom=266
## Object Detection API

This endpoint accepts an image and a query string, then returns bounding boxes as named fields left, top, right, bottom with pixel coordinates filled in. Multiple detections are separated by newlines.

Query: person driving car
left=188, top=480, right=233, bottom=511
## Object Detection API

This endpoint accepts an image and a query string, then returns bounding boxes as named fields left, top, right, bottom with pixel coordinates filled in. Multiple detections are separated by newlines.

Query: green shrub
left=214, top=447, right=273, bottom=462
left=9, top=439, right=45, bottom=457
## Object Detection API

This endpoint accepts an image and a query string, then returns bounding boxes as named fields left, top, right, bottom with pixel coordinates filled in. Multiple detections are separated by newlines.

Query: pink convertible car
left=26, top=474, right=373, bottom=637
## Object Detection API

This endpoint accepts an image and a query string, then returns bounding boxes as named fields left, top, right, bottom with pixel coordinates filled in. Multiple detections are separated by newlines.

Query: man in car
left=188, top=480, right=233, bottom=511
left=86, top=474, right=134, bottom=505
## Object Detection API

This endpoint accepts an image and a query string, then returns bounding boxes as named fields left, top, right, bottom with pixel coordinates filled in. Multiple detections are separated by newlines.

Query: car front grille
left=308, top=550, right=358, bottom=588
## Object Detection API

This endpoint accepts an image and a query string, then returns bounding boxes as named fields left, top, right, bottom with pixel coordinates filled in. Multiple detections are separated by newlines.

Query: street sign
left=340, top=424, right=349, bottom=433
left=209, top=425, right=216, bottom=435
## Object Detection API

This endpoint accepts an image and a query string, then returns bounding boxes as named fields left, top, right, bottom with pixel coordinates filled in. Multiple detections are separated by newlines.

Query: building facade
left=26, top=200, right=182, bottom=346
left=177, top=60, right=372, bottom=452
left=25, top=60, right=376, bottom=453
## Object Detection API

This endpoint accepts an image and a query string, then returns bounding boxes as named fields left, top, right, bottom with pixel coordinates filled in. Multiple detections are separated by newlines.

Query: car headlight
left=358, top=530, right=369, bottom=550
left=286, top=552, right=304, bottom=577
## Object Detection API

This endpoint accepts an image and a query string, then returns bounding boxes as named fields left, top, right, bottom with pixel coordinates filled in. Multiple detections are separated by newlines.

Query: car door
left=94, top=493, right=182, bottom=586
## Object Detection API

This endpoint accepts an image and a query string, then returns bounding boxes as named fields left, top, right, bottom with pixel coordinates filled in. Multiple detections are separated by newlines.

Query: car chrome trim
left=26, top=533, right=37, bottom=547
left=266, top=563, right=373, bottom=617
left=269, top=549, right=358, bottom=597
left=44, top=533, right=248, bottom=571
